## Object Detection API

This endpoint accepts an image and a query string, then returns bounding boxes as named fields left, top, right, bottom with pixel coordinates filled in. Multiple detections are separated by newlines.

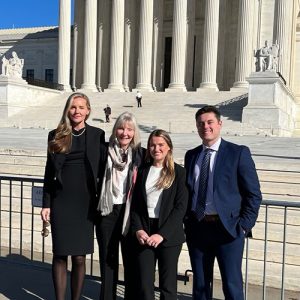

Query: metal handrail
left=0, top=175, right=300, bottom=299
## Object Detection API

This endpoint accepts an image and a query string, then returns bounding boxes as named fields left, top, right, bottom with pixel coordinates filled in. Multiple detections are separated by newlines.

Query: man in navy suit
left=184, top=105, right=262, bottom=300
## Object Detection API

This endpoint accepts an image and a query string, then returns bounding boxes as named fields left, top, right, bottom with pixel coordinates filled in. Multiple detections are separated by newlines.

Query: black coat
left=43, top=124, right=105, bottom=208
left=131, top=163, right=188, bottom=247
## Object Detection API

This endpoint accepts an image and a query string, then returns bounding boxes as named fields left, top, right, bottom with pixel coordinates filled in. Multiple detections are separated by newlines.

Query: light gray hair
left=109, top=112, right=141, bottom=148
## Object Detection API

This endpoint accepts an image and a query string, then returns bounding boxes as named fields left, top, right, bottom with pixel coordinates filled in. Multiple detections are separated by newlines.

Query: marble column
left=232, top=0, right=254, bottom=89
left=167, top=0, right=188, bottom=91
left=275, top=0, right=292, bottom=85
left=71, top=23, right=78, bottom=91
left=135, top=0, right=154, bottom=91
left=96, top=0, right=104, bottom=92
left=198, top=0, right=219, bottom=91
left=106, top=0, right=125, bottom=91
left=123, top=17, right=132, bottom=92
left=81, top=0, right=97, bottom=90
left=58, top=0, right=71, bottom=91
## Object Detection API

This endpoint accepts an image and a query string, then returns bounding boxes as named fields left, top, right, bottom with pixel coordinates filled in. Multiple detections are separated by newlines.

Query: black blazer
left=131, top=163, right=188, bottom=247
left=43, top=124, right=105, bottom=208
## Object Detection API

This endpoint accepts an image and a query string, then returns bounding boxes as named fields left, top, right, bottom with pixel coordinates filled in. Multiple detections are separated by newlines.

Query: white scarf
left=98, top=140, right=132, bottom=217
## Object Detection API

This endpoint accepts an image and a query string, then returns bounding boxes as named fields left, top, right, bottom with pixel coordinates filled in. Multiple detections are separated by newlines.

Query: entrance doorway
left=163, top=37, right=172, bottom=90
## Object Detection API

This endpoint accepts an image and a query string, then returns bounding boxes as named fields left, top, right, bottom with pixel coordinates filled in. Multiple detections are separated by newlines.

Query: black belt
left=202, top=214, right=220, bottom=222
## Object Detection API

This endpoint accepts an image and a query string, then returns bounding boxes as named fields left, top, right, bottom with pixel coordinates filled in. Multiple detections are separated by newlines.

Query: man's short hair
left=195, top=105, right=221, bottom=121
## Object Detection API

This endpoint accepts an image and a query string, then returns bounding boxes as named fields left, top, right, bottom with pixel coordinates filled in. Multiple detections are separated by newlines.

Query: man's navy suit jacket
left=184, top=139, right=262, bottom=238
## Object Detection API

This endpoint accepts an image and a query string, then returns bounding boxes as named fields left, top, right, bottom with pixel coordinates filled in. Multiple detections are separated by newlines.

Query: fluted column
left=58, top=0, right=71, bottom=91
left=71, top=23, right=78, bottom=91
left=105, top=0, right=125, bottom=91
left=167, top=0, right=187, bottom=91
left=198, top=0, right=219, bottom=91
left=81, top=0, right=97, bottom=90
left=275, top=0, right=292, bottom=85
left=135, top=0, right=154, bottom=91
left=123, top=18, right=131, bottom=92
left=232, top=0, right=254, bottom=89
left=96, top=1, right=104, bottom=92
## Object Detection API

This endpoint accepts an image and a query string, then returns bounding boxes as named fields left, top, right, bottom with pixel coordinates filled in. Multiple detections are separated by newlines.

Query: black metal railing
left=0, top=175, right=299, bottom=299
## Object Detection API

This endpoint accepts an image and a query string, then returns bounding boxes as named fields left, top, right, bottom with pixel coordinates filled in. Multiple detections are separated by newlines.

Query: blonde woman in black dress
left=41, top=92, right=105, bottom=300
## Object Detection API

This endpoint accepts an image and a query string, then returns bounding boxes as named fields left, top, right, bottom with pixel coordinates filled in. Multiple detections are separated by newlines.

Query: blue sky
left=0, top=1, right=74, bottom=29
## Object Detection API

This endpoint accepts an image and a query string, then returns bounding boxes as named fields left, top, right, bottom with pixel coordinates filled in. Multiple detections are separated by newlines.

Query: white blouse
left=146, top=166, right=163, bottom=218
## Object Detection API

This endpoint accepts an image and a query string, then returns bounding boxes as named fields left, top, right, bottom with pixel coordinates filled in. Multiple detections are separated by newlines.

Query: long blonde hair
left=48, top=92, right=91, bottom=153
left=146, top=129, right=175, bottom=189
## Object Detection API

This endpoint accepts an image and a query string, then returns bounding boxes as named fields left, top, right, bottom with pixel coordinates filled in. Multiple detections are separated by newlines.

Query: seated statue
left=255, top=40, right=279, bottom=72
left=1, top=51, right=24, bottom=78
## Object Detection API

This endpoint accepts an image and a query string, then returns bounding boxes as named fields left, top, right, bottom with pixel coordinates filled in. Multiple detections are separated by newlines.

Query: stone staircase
left=0, top=90, right=299, bottom=291
left=0, top=90, right=270, bottom=136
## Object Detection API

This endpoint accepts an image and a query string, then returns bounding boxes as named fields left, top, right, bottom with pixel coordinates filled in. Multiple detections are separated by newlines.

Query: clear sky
left=0, top=0, right=74, bottom=29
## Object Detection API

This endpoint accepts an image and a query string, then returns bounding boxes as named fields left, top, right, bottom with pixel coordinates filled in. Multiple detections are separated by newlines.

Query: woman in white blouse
left=131, top=129, right=188, bottom=300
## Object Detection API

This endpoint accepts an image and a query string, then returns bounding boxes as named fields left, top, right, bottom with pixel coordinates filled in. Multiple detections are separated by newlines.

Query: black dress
left=51, top=128, right=95, bottom=255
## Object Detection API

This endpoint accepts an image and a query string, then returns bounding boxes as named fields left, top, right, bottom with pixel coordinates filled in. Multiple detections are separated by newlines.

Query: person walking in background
left=96, top=112, right=145, bottom=300
left=131, top=129, right=188, bottom=300
left=136, top=90, right=142, bottom=107
left=184, top=105, right=262, bottom=300
left=41, top=92, right=105, bottom=300
left=104, top=104, right=111, bottom=123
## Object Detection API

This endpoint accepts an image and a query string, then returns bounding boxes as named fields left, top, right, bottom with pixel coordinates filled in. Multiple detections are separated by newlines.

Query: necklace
left=72, top=128, right=86, bottom=137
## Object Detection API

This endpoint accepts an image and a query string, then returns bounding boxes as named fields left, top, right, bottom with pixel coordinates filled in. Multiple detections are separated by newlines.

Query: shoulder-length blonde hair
left=109, top=112, right=141, bottom=148
left=146, top=129, right=175, bottom=190
left=48, top=92, right=91, bottom=153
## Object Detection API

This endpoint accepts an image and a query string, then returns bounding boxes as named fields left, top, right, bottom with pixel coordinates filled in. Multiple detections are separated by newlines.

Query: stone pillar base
left=104, top=84, right=125, bottom=92
left=165, top=83, right=187, bottom=92
left=60, top=84, right=72, bottom=92
left=243, top=71, right=296, bottom=136
left=231, top=81, right=249, bottom=91
left=0, top=76, right=59, bottom=118
left=133, top=83, right=154, bottom=92
left=197, top=82, right=218, bottom=91
left=80, top=83, right=98, bottom=92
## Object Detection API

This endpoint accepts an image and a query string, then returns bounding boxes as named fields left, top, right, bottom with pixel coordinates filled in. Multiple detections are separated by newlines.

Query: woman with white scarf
left=96, top=112, right=145, bottom=300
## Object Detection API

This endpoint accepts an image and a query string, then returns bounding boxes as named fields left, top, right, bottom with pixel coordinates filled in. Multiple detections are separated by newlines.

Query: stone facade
left=0, top=0, right=299, bottom=99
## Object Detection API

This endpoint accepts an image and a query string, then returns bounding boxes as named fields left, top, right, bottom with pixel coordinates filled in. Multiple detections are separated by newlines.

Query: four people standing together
left=41, top=93, right=261, bottom=300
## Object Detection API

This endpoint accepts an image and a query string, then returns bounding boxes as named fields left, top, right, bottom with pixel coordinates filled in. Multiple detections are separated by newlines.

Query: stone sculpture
left=255, top=40, right=279, bottom=72
left=1, top=51, right=24, bottom=78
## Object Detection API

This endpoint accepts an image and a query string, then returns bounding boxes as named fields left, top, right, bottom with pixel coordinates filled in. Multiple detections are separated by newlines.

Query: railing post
left=244, top=237, right=249, bottom=300
left=281, top=207, right=287, bottom=300
left=20, top=181, right=24, bottom=255
left=9, top=180, right=12, bottom=255
left=262, top=205, right=268, bottom=300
